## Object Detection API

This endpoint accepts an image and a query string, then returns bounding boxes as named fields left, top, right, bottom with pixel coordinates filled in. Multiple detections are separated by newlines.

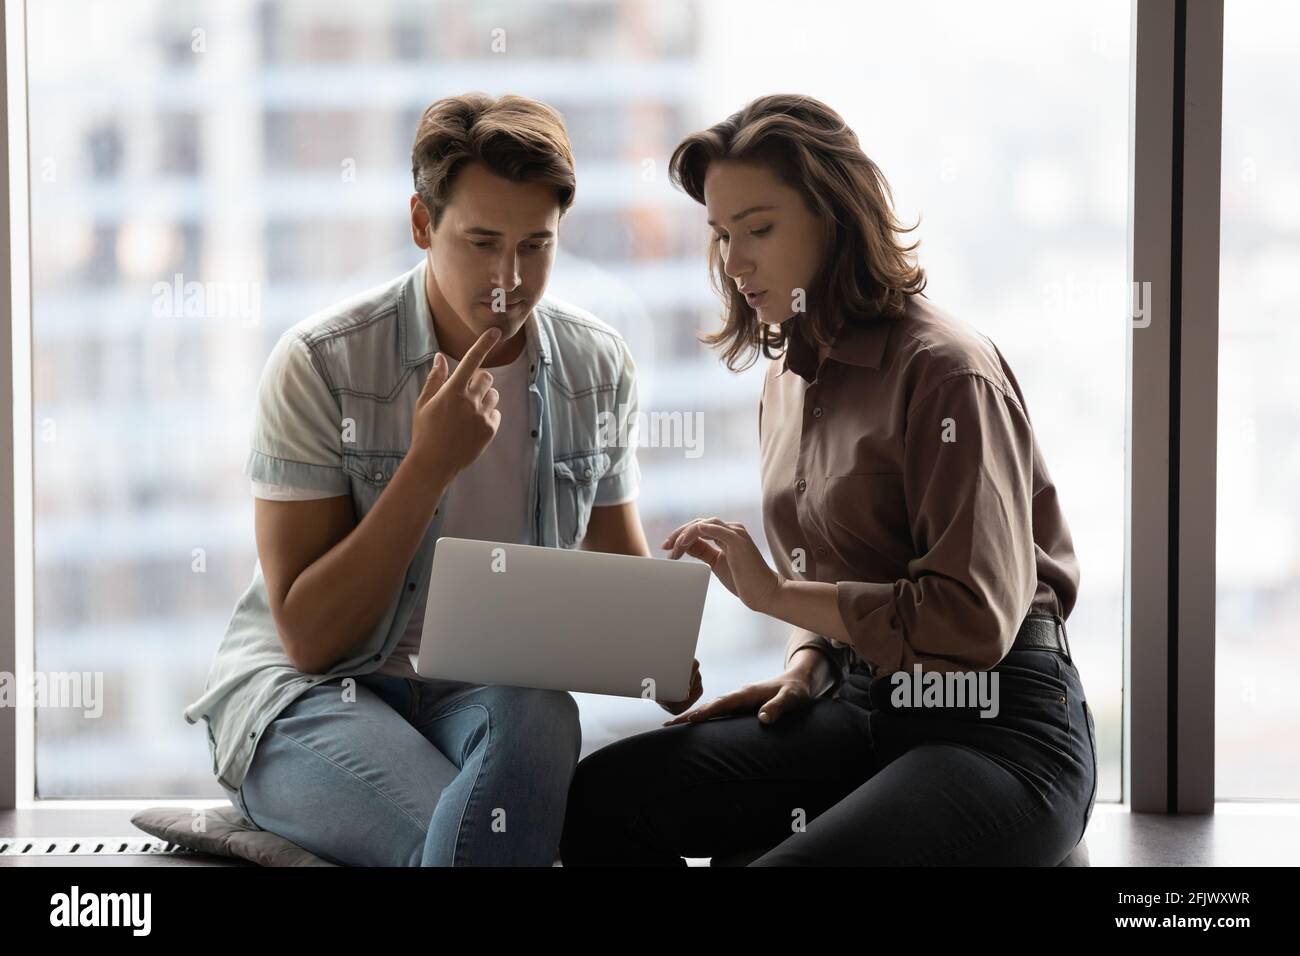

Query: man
left=183, top=92, right=702, bottom=866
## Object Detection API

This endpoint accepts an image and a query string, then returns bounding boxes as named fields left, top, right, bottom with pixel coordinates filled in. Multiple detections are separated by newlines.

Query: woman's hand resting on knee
left=661, top=649, right=828, bottom=727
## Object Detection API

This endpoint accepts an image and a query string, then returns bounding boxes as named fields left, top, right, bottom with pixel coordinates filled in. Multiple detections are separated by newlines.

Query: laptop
left=410, top=537, right=711, bottom=701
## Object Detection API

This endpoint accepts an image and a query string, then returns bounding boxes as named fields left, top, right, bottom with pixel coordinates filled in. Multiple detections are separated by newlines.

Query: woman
left=560, top=94, right=1098, bottom=866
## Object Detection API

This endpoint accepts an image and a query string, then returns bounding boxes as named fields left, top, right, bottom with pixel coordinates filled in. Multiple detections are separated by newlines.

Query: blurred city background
left=19, top=0, right=1294, bottom=802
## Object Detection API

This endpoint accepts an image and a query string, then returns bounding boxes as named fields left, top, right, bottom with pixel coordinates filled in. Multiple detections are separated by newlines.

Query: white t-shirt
left=251, top=346, right=533, bottom=682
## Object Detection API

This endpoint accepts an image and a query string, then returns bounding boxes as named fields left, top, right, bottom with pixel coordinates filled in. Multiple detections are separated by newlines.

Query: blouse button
left=812, top=407, right=823, bottom=418
left=796, top=478, right=807, bottom=493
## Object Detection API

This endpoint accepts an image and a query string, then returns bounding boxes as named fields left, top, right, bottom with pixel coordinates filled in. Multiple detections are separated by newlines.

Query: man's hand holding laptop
left=656, top=658, right=703, bottom=717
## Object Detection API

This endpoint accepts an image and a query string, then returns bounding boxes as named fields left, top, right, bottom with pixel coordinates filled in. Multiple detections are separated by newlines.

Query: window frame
left=0, top=0, right=1247, bottom=814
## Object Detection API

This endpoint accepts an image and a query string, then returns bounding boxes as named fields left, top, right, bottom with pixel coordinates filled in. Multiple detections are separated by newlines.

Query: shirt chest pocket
left=343, top=450, right=406, bottom=515
left=553, top=450, right=610, bottom=548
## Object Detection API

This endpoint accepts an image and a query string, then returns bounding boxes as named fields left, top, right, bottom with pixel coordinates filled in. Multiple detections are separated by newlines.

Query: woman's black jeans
left=560, top=645, right=1098, bottom=866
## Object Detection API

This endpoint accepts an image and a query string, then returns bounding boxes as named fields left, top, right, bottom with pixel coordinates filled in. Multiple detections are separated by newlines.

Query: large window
left=24, top=0, right=1128, bottom=800
left=1216, top=0, right=1300, bottom=799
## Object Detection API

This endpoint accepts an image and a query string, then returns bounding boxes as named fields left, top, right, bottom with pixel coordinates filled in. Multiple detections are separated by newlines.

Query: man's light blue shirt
left=184, top=259, right=641, bottom=791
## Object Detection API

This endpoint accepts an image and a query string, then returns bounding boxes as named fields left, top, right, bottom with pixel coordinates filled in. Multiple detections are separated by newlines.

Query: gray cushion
left=131, top=804, right=335, bottom=867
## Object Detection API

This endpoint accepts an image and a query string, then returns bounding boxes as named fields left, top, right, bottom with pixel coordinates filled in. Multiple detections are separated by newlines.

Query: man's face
left=411, top=161, right=561, bottom=343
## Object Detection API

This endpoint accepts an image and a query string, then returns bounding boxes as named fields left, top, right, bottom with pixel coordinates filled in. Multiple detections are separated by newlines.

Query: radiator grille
left=0, top=837, right=202, bottom=856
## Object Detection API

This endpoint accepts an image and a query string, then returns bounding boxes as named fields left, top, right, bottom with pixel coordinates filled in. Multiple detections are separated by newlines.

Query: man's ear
left=410, top=194, right=433, bottom=249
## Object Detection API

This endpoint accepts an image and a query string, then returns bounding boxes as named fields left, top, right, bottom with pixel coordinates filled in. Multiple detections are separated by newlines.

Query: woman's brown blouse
left=759, top=294, right=1081, bottom=683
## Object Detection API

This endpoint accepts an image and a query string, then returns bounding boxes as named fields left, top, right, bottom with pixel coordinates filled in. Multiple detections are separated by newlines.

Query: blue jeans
left=561, top=647, right=1098, bottom=865
left=221, top=673, right=581, bottom=866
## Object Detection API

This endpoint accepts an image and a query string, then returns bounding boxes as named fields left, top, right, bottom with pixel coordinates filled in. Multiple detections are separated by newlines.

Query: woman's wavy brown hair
left=669, top=93, right=927, bottom=371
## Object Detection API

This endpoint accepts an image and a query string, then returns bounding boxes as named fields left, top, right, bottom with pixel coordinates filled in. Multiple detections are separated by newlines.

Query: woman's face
left=702, top=159, right=826, bottom=324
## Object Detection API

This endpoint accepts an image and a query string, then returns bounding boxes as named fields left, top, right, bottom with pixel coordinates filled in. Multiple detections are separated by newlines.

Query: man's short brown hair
left=411, top=92, right=577, bottom=228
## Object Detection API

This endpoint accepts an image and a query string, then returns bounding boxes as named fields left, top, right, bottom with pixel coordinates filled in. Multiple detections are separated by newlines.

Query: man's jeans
left=221, top=673, right=581, bottom=866
left=561, top=647, right=1098, bottom=866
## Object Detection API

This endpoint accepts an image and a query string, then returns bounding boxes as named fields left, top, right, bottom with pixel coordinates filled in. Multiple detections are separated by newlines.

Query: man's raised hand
left=410, top=327, right=503, bottom=480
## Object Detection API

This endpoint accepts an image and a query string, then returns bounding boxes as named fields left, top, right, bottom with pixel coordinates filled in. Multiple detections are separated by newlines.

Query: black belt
left=845, top=610, right=1075, bottom=681
left=1010, top=611, right=1073, bottom=661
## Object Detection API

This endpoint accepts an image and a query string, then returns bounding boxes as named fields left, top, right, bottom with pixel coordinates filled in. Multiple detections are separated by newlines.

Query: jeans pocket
left=990, top=656, right=1073, bottom=738
left=1011, top=685, right=1073, bottom=737
left=1082, top=700, right=1098, bottom=836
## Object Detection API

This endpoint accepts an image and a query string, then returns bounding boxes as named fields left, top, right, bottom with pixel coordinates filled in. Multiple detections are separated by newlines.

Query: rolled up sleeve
left=594, top=337, right=642, bottom=506
left=243, top=333, right=349, bottom=495
left=836, top=371, right=1038, bottom=673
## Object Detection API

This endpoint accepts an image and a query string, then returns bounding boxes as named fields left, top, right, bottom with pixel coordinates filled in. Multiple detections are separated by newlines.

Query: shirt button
left=531, top=430, right=539, bottom=438
left=890, top=615, right=900, bottom=629
left=816, top=546, right=827, bottom=557
left=796, top=478, right=807, bottom=493
left=583, top=467, right=593, bottom=479
left=373, top=471, right=384, bottom=481
left=812, top=407, right=823, bottom=418
left=408, top=582, right=416, bottom=592
left=372, top=654, right=382, bottom=662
